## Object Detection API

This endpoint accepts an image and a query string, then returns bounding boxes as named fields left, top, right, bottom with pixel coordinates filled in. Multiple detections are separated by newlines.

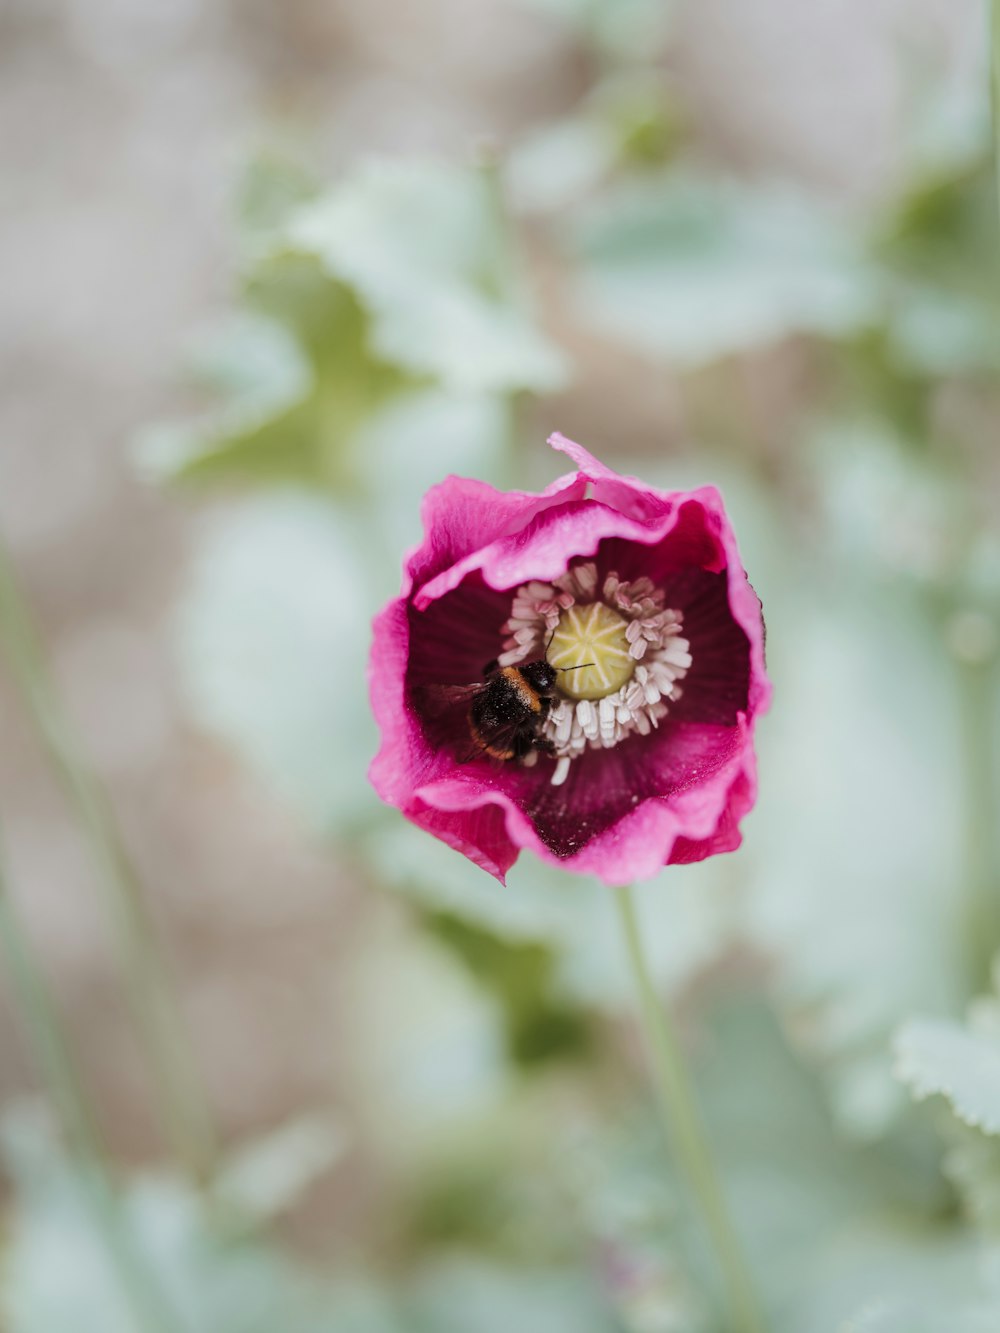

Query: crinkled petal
left=406, top=794, right=519, bottom=881
left=368, top=598, right=453, bottom=799
left=403, top=469, right=588, bottom=598
left=413, top=494, right=727, bottom=611
left=548, top=431, right=676, bottom=522
left=411, top=717, right=754, bottom=885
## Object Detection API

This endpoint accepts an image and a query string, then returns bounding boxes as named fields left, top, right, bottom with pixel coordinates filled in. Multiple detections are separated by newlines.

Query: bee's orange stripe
left=500, top=666, right=542, bottom=713
left=468, top=719, right=516, bottom=760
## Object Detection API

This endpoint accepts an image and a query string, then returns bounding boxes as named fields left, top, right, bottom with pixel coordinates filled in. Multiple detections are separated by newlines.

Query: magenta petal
left=407, top=794, right=520, bottom=882
left=368, top=597, right=520, bottom=880
left=404, top=469, right=588, bottom=598
left=411, top=718, right=755, bottom=886
left=413, top=495, right=726, bottom=613
left=548, top=431, right=678, bottom=523
left=368, top=435, right=770, bottom=885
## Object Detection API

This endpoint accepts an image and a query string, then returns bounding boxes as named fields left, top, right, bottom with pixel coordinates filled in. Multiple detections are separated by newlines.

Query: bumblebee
left=423, top=654, right=590, bottom=763
left=469, top=659, right=561, bottom=760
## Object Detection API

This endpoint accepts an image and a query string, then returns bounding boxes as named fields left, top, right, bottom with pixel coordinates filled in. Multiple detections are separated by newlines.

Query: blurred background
left=1, top=1, right=999, bottom=1330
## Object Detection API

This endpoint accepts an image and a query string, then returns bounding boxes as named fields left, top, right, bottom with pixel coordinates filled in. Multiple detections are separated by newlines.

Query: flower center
left=547, top=602, right=634, bottom=701
left=498, top=561, right=692, bottom=785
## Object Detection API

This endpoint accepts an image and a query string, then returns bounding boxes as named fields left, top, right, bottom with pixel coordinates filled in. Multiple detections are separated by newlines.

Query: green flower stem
left=993, top=0, right=1000, bottom=224
left=956, top=650, right=1000, bottom=993
left=0, top=826, right=184, bottom=1333
left=614, top=884, right=766, bottom=1333
left=0, top=536, right=216, bottom=1182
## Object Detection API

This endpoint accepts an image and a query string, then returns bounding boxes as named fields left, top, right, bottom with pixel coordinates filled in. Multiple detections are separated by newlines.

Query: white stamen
left=599, top=696, right=616, bottom=733
left=551, top=756, right=572, bottom=787
left=554, top=706, right=574, bottom=745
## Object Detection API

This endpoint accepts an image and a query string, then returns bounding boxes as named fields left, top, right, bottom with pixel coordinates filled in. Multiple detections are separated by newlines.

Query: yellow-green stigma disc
left=548, top=602, right=634, bottom=701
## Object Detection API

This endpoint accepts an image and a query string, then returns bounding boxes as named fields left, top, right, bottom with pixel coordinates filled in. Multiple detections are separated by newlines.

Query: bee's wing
left=412, top=682, right=535, bottom=765
left=411, top=681, right=481, bottom=717
left=456, top=716, right=527, bottom=765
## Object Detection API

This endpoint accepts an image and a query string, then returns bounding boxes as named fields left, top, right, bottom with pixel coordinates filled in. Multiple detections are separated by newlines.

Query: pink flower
left=368, top=434, right=770, bottom=885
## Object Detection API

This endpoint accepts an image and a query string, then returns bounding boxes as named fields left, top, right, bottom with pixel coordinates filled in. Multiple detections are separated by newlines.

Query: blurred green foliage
left=133, top=14, right=1000, bottom=1326
left=421, top=911, right=594, bottom=1066
left=5, top=4, right=1000, bottom=1331
left=570, top=175, right=878, bottom=365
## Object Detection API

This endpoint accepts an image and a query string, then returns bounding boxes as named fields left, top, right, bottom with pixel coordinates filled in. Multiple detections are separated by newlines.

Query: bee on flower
left=368, top=434, right=770, bottom=885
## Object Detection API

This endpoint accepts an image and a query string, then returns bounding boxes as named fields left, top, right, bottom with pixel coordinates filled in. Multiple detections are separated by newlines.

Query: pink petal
left=403, top=469, right=588, bottom=599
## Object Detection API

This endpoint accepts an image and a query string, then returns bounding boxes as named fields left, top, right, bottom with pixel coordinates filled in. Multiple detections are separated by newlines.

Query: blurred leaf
left=894, top=965, right=1000, bottom=1135
left=841, top=1298, right=1000, bottom=1333
left=138, top=264, right=412, bottom=491
left=236, top=150, right=322, bottom=252
left=288, top=159, right=569, bottom=397
left=576, top=993, right=981, bottom=1333
left=2, top=1106, right=613, bottom=1333
left=0, top=1106, right=397, bottom=1333
left=341, top=906, right=510, bottom=1165
left=138, top=309, right=319, bottom=485
left=362, top=819, right=731, bottom=1012
left=506, top=116, right=619, bottom=215
left=568, top=1109, right=713, bottom=1331
left=895, top=1018, right=1000, bottom=1136
left=898, top=44, right=991, bottom=182
left=177, top=492, right=378, bottom=836
left=506, top=70, right=682, bottom=215
left=141, top=157, right=563, bottom=492
left=349, top=388, right=510, bottom=579
left=588, top=75, right=684, bottom=173
left=407, top=1256, right=617, bottom=1333
left=881, top=284, right=1000, bottom=378
left=396, top=1086, right=589, bottom=1263
left=515, top=0, right=674, bottom=61
left=808, top=420, right=969, bottom=587
left=874, top=157, right=1000, bottom=377
left=423, top=912, right=593, bottom=1066
left=943, top=1123, right=1000, bottom=1237
left=740, top=565, right=969, bottom=1137
left=215, top=1113, right=348, bottom=1225
left=340, top=909, right=612, bottom=1264
left=878, top=159, right=999, bottom=299
left=570, top=175, right=877, bottom=366
left=173, top=391, right=510, bottom=834
left=695, top=996, right=966, bottom=1332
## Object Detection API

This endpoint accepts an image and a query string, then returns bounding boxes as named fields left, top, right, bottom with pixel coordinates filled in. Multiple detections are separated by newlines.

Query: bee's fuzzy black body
left=468, top=661, right=559, bottom=761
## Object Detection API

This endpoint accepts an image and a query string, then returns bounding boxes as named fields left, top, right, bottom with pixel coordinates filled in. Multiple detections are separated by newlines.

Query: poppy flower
left=368, top=434, right=770, bottom=885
